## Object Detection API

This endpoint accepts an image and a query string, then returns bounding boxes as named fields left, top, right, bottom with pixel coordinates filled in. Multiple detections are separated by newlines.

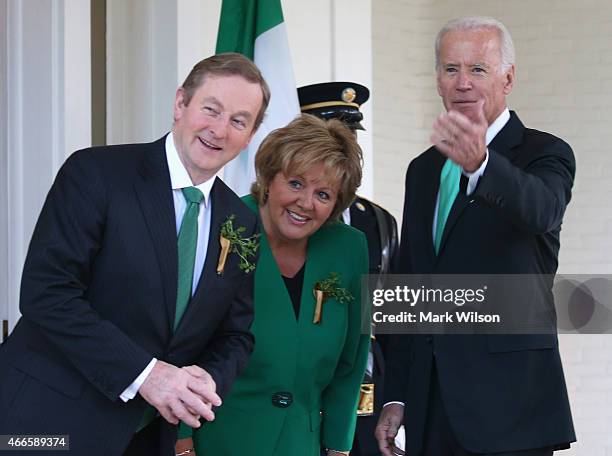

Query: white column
left=1, top=0, right=91, bottom=333
left=0, top=0, right=9, bottom=338
left=332, top=0, right=373, bottom=199
left=107, top=0, right=177, bottom=144
left=177, top=0, right=220, bottom=85
left=284, top=0, right=334, bottom=85
left=63, top=0, right=92, bottom=162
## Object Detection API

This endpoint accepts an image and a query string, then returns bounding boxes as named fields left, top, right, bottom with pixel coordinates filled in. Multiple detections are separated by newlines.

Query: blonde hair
left=252, top=114, right=363, bottom=220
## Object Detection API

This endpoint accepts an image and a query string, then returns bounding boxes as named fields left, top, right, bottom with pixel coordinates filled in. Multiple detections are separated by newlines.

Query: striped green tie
left=174, top=186, right=204, bottom=329
left=434, top=159, right=461, bottom=254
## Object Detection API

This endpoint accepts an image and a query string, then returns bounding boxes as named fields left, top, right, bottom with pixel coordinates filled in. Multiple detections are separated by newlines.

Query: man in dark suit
left=0, top=53, right=268, bottom=455
left=375, top=17, right=575, bottom=456
left=299, top=82, right=399, bottom=456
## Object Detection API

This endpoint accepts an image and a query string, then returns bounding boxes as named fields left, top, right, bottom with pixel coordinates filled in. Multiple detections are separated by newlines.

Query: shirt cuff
left=119, top=357, right=157, bottom=402
left=383, top=401, right=405, bottom=408
left=462, top=148, right=489, bottom=195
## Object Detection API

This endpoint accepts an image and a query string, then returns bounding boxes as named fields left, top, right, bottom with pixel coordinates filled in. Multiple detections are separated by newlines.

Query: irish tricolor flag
left=216, top=0, right=300, bottom=196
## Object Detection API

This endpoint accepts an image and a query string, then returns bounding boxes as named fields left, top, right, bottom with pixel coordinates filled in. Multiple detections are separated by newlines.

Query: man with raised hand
left=376, top=17, right=575, bottom=456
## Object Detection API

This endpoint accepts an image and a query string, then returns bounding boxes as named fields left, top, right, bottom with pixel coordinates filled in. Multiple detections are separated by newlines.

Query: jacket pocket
left=12, top=349, right=86, bottom=399
left=486, top=334, right=557, bottom=353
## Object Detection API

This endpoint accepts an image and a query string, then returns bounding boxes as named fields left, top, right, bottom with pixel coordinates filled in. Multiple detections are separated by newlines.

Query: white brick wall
left=373, top=1, right=612, bottom=453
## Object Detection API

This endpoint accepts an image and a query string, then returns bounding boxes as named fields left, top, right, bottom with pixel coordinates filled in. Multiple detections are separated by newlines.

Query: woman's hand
left=326, top=450, right=349, bottom=456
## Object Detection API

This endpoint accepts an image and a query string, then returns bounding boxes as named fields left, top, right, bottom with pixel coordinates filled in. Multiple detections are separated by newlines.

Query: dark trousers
left=123, top=417, right=169, bottom=456
left=421, top=364, right=553, bottom=456
left=352, top=414, right=382, bottom=456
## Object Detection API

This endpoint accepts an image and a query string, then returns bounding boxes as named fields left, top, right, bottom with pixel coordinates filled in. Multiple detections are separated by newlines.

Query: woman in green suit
left=177, top=114, right=370, bottom=456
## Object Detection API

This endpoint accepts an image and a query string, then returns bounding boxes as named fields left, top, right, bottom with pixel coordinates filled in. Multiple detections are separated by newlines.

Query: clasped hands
left=139, top=360, right=220, bottom=428
left=430, top=99, right=488, bottom=173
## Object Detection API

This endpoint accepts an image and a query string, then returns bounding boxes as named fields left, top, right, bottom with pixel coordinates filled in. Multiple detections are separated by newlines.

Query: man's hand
left=375, top=403, right=405, bottom=456
left=138, top=360, right=221, bottom=427
left=431, top=99, right=488, bottom=172
left=181, top=364, right=217, bottom=397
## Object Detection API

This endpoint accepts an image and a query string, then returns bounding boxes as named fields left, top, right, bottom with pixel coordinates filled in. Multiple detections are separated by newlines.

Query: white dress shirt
left=119, top=132, right=215, bottom=402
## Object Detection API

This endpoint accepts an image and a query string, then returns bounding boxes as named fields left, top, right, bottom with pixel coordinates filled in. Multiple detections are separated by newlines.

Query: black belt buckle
left=271, top=391, right=293, bottom=408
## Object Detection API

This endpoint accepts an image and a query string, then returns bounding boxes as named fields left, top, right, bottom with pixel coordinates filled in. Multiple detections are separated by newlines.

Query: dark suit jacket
left=384, top=112, right=576, bottom=453
left=0, top=136, right=257, bottom=455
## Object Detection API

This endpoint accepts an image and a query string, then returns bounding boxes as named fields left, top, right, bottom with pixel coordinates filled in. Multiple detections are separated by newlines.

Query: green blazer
left=186, top=195, right=370, bottom=455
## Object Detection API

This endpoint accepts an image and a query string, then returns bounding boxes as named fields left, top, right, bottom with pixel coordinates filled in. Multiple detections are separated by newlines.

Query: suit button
left=271, top=392, right=293, bottom=408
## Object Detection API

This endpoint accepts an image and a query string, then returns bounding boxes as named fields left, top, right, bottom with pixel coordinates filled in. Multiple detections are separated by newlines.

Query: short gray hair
left=435, top=16, right=515, bottom=74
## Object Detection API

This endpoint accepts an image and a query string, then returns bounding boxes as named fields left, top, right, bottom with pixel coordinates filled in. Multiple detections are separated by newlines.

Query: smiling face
left=260, top=163, right=339, bottom=249
left=172, top=74, right=264, bottom=184
left=436, top=27, right=515, bottom=125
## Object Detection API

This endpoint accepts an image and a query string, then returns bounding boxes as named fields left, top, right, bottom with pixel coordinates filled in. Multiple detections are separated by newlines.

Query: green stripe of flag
left=216, top=0, right=285, bottom=59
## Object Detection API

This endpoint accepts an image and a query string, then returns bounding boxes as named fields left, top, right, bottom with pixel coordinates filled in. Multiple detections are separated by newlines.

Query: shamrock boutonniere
left=217, top=215, right=260, bottom=275
left=312, top=272, right=353, bottom=324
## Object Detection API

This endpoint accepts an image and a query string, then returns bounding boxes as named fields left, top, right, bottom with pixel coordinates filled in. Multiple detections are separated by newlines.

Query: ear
left=436, top=71, right=443, bottom=98
left=503, top=64, right=515, bottom=95
left=173, top=88, right=187, bottom=122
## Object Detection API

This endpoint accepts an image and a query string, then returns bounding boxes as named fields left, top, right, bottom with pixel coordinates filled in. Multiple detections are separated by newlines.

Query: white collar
left=486, top=108, right=511, bottom=146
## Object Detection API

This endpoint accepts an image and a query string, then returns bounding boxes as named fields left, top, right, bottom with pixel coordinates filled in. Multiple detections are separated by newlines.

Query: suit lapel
left=133, top=136, right=177, bottom=330
left=251, top=206, right=322, bottom=333
left=194, top=177, right=224, bottom=300
left=488, top=111, right=524, bottom=160
left=234, top=199, right=298, bottom=348
left=260, top=227, right=299, bottom=326
left=423, top=151, right=445, bottom=265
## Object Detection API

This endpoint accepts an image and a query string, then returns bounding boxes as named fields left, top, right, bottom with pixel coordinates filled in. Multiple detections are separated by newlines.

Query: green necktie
left=434, top=159, right=461, bottom=254
left=174, top=186, right=204, bottom=330
left=137, top=187, right=204, bottom=433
